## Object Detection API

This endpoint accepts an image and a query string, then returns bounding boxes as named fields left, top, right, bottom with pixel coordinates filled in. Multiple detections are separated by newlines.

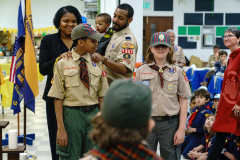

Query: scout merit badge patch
left=168, top=83, right=174, bottom=90
left=142, top=80, right=150, bottom=86
left=183, top=70, right=188, bottom=82
left=122, top=43, right=135, bottom=49
left=123, top=54, right=131, bottom=64
left=168, top=68, right=176, bottom=74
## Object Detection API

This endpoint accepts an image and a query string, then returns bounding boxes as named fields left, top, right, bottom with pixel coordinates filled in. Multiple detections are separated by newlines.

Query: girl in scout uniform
left=135, top=32, right=191, bottom=160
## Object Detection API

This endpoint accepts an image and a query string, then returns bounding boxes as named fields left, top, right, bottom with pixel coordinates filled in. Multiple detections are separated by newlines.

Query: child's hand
left=57, top=128, right=68, bottom=147
left=189, top=150, right=198, bottom=158
left=91, top=53, right=104, bottom=63
left=222, top=59, right=227, bottom=66
left=185, top=129, right=190, bottom=135
left=188, top=126, right=196, bottom=133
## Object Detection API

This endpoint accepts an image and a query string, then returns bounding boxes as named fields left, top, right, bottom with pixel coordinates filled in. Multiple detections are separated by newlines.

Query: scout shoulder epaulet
left=51, top=57, right=66, bottom=95
left=137, top=63, right=146, bottom=69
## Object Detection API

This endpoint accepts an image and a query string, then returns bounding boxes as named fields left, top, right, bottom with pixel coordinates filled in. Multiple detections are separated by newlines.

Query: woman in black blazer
left=39, top=6, right=82, bottom=160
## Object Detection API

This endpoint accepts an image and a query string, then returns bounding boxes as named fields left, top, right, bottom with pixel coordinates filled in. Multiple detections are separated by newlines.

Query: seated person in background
left=214, top=50, right=228, bottom=75
left=186, top=96, right=196, bottom=130
left=211, top=94, right=220, bottom=114
left=208, top=44, right=220, bottom=67
left=181, top=89, right=213, bottom=159
left=218, top=134, right=240, bottom=160
left=188, top=114, right=216, bottom=160
left=198, top=86, right=213, bottom=106
left=80, top=79, right=163, bottom=160
left=95, top=13, right=113, bottom=56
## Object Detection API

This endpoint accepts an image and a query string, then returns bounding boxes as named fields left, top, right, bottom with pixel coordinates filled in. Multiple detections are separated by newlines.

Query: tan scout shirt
left=48, top=48, right=109, bottom=106
left=173, top=44, right=186, bottom=65
left=104, top=26, right=138, bottom=84
left=208, top=54, right=219, bottom=67
left=136, top=61, right=191, bottom=116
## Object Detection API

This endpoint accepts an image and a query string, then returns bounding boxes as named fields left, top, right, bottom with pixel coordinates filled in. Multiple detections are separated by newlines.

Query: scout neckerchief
left=187, top=104, right=211, bottom=128
left=79, top=57, right=89, bottom=91
left=89, top=143, right=162, bottom=160
left=204, top=132, right=213, bottom=152
left=149, top=64, right=167, bottom=88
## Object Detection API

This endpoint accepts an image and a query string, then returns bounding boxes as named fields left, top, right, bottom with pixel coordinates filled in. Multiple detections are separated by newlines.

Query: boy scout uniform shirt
left=173, top=44, right=186, bottom=65
left=136, top=61, right=191, bottom=116
left=48, top=48, right=109, bottom=106
left=104, top=26, right=138, bottom=84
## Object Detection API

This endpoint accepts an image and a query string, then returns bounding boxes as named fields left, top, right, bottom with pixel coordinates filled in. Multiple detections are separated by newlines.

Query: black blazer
left=39, top=32, right=76, bottom=105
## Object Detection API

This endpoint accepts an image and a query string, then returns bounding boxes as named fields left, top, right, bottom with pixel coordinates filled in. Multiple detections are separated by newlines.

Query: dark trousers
left=206, top=132, right=229, bottom=160
left=46, top=102, right=59, bottom=160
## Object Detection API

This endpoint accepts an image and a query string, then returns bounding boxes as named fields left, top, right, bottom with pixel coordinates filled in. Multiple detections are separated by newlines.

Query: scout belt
left=64, top=104, right=98, bottom=113
left=152, top=115, right=179, bottom=122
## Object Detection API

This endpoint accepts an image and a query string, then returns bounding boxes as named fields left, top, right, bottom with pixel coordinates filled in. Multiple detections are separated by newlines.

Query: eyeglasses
left=222, top=35, right=235, bottom=39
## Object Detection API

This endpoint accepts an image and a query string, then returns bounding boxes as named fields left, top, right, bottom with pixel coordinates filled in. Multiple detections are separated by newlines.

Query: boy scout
left=136, top=32, right=191, bottom=160
left=91, top=3, right=138, bottom=84
left=166, top=29, right=186, bottom=67
left=48, top=23, right=109, bottom=159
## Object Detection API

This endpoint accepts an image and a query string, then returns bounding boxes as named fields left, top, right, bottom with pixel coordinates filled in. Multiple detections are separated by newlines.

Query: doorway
left=143, top=17, right=173, bottom=60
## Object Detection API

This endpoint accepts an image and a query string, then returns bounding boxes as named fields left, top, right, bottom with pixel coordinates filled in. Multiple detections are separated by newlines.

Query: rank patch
left=168, top=68, right=176, bottom=74
left=168, top=83, right=174, bottom=91
left=142, top=80, right=150, bottom=86
left=122, top=49, right=133, bottom=54
left=122, top=43, right=135, bottom=49
left=123, top=54, right=131, bottom=60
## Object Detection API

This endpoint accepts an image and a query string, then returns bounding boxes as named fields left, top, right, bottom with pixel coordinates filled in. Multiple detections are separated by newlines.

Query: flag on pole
left=0, top=67, right=10, bottom=108
left=9, top=37, right=18, bottom=83
left=24, top=0, right=39, bottom=112
left=11, top=0, right=25, bottom=114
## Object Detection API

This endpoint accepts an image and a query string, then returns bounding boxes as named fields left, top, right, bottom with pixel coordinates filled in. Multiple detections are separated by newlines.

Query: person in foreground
left=80, top=79, right=163, bottom=160
left=48, top=23, right=108, bottom=159
left=207, top=27, right=240, bottom=160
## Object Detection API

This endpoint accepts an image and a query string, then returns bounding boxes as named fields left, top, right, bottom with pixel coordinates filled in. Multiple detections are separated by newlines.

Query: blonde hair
left=145, top=46, right=175, bottom=64
left=89, top=115, right=149, bottom=149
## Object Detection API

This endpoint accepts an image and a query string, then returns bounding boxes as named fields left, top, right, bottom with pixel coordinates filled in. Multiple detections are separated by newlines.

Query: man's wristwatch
left=102, top=56, right=108, bottom=64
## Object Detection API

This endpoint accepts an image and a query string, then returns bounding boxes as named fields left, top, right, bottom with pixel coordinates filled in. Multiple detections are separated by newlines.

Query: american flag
left=9, top=37, right=18, bottom=83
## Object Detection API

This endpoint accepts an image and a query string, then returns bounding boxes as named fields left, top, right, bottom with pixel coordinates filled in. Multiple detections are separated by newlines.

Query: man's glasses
left=222, top=35, right=235, bottom=39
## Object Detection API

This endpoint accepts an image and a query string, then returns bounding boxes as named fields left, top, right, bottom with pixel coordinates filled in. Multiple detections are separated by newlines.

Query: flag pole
left=23, top=0, right=26, bottom=148
left=18, top=113, right=20, bottom=136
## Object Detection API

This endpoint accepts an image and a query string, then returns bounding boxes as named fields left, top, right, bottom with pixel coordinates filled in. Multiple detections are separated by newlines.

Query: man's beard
left=113, top=20, right=128, bottom=31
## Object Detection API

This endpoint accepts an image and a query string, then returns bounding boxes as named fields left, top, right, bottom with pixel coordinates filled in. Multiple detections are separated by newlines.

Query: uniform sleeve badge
left=182, top=70, right=186, bottom=76
left=168, top=68, right=176, bottom=74
left=123, top=53, right=131, bottom=60
left=122, top=43, right=135, bottom=49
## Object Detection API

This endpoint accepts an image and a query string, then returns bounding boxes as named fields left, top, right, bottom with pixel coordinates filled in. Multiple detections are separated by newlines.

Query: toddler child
left=95, top=13, right=113, bottom=56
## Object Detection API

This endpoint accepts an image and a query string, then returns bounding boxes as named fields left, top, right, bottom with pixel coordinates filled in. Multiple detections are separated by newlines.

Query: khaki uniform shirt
left=208, top=54, right=219, bottom=67
left=173, top=44, right=186, bottom=65
left=136, top=61, right=191, bottom=116
left=104, top=26, right=138, bottom=84
left=48, top=48, right=109, bottom=106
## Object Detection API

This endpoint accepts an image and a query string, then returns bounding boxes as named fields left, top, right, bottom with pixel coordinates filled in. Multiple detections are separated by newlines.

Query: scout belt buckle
left=153, top=116, right=163, bottom=122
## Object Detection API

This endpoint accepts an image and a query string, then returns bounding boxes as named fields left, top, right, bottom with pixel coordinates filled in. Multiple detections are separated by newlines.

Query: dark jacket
left=39, top=32, right=75, bottom=104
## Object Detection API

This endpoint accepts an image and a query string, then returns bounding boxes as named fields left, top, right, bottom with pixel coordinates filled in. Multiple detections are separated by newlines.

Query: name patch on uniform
left=142, top=80, right=150, bottom=86
left=122, top=49, right=133, bottom=54
left=123, top=54, right=131, bottom=60
left=168, top=68, right=176, bottom=74
left=102, top=70, right=106, bottom=76
left=112, top=44, right=115, bottom=48
left=92, top=62, right=96, bottom=67
left=123, top=58, right=131, bottom=64
left=122, top=43, right=135, bottom=49
left=64, top=67, right=76, bottom=70
left=168, top=83, right=174, bottom=91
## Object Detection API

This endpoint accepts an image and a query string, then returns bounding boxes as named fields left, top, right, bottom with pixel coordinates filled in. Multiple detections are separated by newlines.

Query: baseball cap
left=101, top=79, right=152, bottom=129
left=71, top=23, right=103, bottom=41
left=214, top=94, right=220, bottom=99
left=150, top=32, right=171, bottom=47
left=213, top=44, right=220, bottom=49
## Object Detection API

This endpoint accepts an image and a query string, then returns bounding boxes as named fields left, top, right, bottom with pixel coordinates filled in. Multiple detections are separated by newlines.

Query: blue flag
left=11, top=0, right=25, bottom=114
